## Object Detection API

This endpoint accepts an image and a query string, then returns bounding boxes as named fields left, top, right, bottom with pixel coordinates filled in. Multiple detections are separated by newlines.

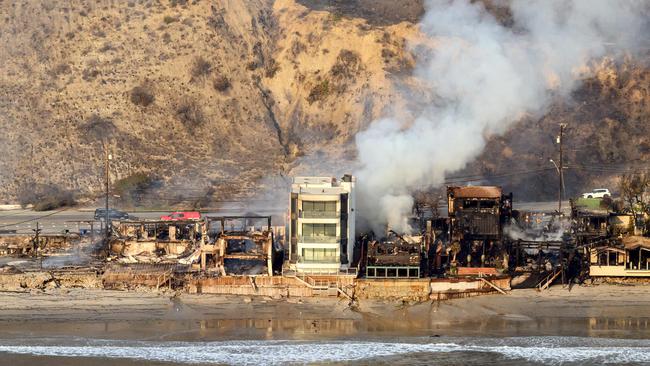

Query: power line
left=444, top=167, right=556, bottom=184
left=570, top=165, right=650, bottom=173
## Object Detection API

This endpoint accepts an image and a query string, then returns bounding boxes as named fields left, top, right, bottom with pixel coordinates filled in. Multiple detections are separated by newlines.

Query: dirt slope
left=0, top=0, right=647, bottom=205
left=0, top=0, right=422, bottom=205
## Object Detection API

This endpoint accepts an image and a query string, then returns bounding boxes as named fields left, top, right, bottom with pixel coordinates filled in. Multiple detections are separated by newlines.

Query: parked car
left=94, top=208, right=130, bottom=221
left=581, top=188, right=611, bottom=199
left=160, top=211, right=201, bottom=221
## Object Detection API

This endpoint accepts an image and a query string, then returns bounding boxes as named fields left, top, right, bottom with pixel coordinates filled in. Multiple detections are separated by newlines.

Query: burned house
left=0, top=233, right=81, bottom=256
left=200, top=216, right=278, bottom=276
left=571, top=208, right=609, bottom=247
left=109, top=220, right=205, bottom=262
left=287, top=175, right=356, bottom=274
left=365, top=231, right=423, bottom=278
left=447, top=186, right=512, bottom=268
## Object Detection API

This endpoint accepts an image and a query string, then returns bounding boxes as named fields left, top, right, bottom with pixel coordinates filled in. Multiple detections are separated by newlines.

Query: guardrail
left=290, top=267, right=358, bottom=276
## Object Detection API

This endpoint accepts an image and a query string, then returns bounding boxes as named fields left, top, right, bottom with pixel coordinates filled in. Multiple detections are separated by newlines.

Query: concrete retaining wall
left=355, top=277, right=511, bottom=301
left=0, top=270, right=101, bottom=290
left=355, top=279, right=432, bottom=301
left=188, top=276, right=314, bottom=297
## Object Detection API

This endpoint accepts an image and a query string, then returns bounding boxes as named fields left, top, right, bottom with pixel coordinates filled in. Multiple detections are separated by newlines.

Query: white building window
left=301, top=201, right=337, bottom=218
left=302, top=223, right=336, bottom=237
left=302, top=201, right=336, bottom=212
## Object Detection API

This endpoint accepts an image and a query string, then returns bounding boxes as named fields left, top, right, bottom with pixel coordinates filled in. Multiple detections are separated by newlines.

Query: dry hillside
left=0, top=0, right=647, bottom=206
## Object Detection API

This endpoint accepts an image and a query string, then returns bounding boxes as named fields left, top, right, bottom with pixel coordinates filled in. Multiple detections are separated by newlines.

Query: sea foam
left=0, top=337, right=649, bottom=365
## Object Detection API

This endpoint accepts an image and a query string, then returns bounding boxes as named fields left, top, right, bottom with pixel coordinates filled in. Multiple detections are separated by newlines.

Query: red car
left=160, top=211, right=201, bottom=221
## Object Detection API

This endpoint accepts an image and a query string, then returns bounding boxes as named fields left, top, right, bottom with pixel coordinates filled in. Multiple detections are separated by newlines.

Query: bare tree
left=412, top=188, right=444, bottom=219
left=619, top=172, right=650, bottom=222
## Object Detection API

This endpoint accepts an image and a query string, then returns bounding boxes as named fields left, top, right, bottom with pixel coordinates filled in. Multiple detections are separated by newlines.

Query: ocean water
left=1, top=336, right=649, bottom=365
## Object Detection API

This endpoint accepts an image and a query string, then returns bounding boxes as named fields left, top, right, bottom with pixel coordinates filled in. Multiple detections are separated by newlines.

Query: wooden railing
left=537, top=268, right=562, bottom=291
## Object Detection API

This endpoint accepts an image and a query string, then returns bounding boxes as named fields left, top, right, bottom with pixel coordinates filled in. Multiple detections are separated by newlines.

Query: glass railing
left=298, top=235, right=340, bottom=243
left=297, top=257, right=340, bottom=264
left=300, top=211, right=339, bottom=219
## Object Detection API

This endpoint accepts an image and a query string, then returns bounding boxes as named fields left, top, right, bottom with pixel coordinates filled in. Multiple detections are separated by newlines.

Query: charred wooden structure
left=201, top=216, right=279, bottom=276
left=108, top=220, right=205, bottom=265
left=447, top=186, right=513, bottom=268
left=0, top=233, right=81, bottom=256
left=365, top=231, right=423, bottom=278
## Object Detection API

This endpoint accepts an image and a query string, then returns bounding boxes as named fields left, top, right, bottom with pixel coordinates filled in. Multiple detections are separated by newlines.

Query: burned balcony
left=365, top=231, right=423, bottom=278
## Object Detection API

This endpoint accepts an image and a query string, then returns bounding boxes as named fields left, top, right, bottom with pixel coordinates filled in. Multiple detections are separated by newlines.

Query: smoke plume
left=355, top=0, right=648, bottom=233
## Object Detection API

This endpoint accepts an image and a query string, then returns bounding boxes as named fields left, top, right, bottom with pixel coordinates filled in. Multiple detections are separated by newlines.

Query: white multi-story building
left=287, top=175, right=356, bottom=274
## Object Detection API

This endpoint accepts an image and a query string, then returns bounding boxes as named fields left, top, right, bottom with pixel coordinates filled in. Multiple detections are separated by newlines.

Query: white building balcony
left=298, top=235, right=340, bottom=244
left=300, top=211, right=339, bottom=219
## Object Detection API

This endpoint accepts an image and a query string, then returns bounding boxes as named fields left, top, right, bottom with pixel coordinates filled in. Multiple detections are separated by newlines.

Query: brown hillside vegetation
left=0, top=0, right=647, bottom=205
left=0, top=0, right=422, bottom=205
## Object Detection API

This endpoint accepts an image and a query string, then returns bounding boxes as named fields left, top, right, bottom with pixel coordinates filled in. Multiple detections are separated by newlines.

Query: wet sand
left=1, top=284, right=650, bottom=341
left=1, top=355, right=173, bottom=366
left=1, top=284, right=650, bottom=365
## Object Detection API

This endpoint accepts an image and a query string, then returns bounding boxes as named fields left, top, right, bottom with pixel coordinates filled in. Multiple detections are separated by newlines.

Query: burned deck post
left=202, top=216, right=280, bottom=276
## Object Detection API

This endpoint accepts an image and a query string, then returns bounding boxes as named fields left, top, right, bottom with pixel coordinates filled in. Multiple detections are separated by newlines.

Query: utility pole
left=32, top=222, right=42, bottom=269
left=557, top=123, right=566, bottom=286
left=104, top=142, right=112, bottom=240
left=557, top=124, right=566, bottom=213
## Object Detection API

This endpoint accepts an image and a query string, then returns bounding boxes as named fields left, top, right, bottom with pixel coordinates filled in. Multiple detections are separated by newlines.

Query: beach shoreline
left=1, top=284, right=650, bottom=342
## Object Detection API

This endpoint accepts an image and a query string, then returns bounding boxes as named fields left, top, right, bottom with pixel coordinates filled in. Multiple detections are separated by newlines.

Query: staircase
left=290, top=273, right=345, bottom=297
left=536, top=267, right=563, bottom=291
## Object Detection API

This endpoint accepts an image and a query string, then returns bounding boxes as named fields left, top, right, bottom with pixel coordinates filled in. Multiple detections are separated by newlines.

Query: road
left=0, top=201, right=569, bottom=235
left=0, top=206, right=285, bottom=235
left=514, top=200, right=571, bottom=213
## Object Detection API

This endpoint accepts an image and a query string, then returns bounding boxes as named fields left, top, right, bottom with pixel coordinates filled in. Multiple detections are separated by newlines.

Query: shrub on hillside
left=212, top=76, right=231, bottom=92
left=98, top=42, right=114, bottom=52
left=82, top=114, right=116, bottom=140
left=163, top=15, right=178, bottom=24
left=190, top=56, right=212, bottom=82
left=331, top=49, right=362, bottom=79
left=18, top=183, right=76, bottom=211
left=51, top=63, right=71, bottom=77
left=307, top=79, right=330, bottom=104
left=176, top=98, right=205, bottom=127
left=192, top=187, right=216, bottom=209
left=265, top=60, right=279, bottom=78
left=82, top=67, right=100, bottom=81
left=113, top=173, right=161, bottom=206
left=130, top=85, right=155, bottom=107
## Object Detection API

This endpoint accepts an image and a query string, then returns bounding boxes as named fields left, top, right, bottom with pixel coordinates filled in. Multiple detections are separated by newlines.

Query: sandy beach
left=1, top=284, right=650, bottom=365
left=1, top=284, right=649, bottom=340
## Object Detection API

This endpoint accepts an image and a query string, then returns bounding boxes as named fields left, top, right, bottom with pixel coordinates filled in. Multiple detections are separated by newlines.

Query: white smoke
left=355, top=0, right=648, bottom=234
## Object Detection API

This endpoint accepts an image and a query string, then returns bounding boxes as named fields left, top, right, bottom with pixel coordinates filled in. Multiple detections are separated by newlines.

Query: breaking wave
left=1, top=336, right=650, bottom=365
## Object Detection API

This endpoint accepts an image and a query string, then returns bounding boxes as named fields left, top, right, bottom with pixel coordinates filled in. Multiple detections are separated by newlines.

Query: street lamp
left=549, top=159, right=560, bottom=174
